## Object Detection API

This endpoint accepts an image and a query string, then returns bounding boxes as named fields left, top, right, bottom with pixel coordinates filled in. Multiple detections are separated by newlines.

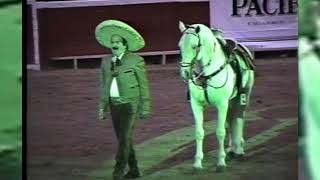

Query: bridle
left=179, top=26, right=202, bottom=68
left=179, top=25, right=232, bottom=89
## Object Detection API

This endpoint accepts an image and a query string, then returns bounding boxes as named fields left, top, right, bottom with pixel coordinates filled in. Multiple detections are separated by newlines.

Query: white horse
left=178, top=21, right=255, bottom=172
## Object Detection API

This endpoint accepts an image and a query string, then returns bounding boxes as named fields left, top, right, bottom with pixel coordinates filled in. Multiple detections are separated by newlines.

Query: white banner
left=210, top=0, right=298, bottom=42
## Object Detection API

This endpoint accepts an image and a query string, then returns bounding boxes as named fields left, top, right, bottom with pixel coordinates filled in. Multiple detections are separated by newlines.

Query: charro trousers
left=110, top=98, right=139, bottom=177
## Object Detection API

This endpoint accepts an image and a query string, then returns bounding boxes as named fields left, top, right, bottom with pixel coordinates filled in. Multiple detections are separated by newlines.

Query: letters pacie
left=232, top=0, right=297, bottom=17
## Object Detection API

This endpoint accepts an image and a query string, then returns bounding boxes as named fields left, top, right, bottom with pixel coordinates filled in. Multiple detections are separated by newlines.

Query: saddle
left=211, top=28, right=255, bottom=94
left=217, top=38, right=255, bottom=70
left=211, top=28, right=255, bottom=70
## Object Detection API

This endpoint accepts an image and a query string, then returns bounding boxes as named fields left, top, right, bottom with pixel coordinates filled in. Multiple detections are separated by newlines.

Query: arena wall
left=34, top=2, right=209, bottom=68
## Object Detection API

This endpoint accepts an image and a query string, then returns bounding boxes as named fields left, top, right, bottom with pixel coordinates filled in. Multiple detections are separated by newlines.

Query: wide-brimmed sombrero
left=95, top=20, right=145, bottom=51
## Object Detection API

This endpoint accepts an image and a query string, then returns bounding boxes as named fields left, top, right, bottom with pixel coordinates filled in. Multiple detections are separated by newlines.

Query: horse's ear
left=179, top=21, right=186, bottom=33
left=195, top=26, right=200, bottom=34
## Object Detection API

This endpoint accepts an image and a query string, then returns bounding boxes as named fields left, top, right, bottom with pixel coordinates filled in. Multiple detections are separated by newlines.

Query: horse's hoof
left=193, top=163, right=203, bottom=170
left=234, top=153, right=245, bottom=162
left=226, top=151, right=235, bottom=161
left=216, top=165, right=226, bottom=173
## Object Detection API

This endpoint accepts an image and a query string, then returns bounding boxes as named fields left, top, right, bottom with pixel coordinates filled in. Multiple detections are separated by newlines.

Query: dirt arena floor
left=27, top=56, right=298, bottom=180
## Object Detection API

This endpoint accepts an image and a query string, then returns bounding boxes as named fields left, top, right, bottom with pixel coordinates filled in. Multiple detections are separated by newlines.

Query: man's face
left=110, top=34, right=127, bottom=56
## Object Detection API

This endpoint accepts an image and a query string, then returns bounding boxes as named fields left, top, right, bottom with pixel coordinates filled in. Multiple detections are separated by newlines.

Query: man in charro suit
left=95, top=20, right=151, bottom=180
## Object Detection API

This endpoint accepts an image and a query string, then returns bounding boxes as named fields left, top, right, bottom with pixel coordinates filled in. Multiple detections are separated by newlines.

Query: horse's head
left=178, top=21, right=217, bottom=81
left=178, top=21, right=201, bottom=81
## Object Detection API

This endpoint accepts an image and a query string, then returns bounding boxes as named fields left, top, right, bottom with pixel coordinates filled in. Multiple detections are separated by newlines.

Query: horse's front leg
left=190, top=95, right=205, bottom=169
left=216, top=100, right=229, bottom=172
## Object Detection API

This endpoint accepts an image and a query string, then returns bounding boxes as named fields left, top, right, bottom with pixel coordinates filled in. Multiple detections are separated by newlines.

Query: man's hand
left=98, top=109, right=106, bottom=120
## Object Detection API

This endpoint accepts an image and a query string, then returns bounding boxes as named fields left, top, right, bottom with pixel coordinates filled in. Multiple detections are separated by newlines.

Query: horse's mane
left=192, top=24, right=219, bottom=61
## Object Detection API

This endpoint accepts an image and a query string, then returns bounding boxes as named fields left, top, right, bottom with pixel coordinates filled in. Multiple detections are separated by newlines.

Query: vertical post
left=251, top=50, right=255, bottom=60
left=32, top=3, right=41, bottom=70
left=73, top=59, right=78, bottom=69
left=162, top=54, right=166, bottom=65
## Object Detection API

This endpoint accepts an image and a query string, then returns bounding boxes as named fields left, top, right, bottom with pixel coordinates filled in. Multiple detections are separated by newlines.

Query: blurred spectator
left=0, top=0, right=22, bottom=179
left=299, top=1, right=320, bottom=180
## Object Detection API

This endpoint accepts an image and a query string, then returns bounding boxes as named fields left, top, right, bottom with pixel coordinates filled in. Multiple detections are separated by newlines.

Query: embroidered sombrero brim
left=95, top=20, right=145, bottom=51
